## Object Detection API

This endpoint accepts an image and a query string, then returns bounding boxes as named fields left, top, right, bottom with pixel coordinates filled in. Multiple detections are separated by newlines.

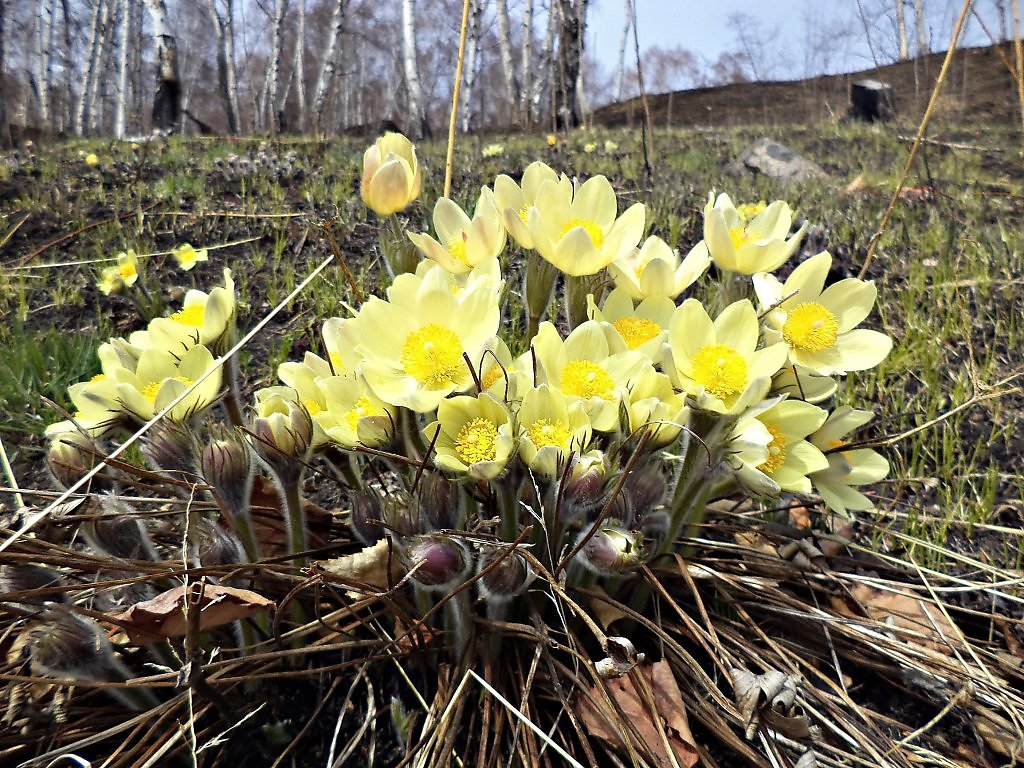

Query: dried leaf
left=578, top=660, right=699, bottom=767
left=113, top=584, right=275, bottom=644
left=831, top=585, right=959, bottom=655
left=319, top=538, right=402, bottom=593
left=972, top=705, right=1024, bottom=761
left=588, top=586, right=629, bottom=630
left=730, top=667, right=812, bottom=740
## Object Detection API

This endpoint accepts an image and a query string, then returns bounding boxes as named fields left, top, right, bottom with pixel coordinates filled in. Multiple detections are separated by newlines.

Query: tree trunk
left=114, top=0, right=131, bottom=137
left=0, top=0, right=10, bottom=148
left=311, top=0, right=347, bottom=135
left=293, top=0, right=305, bottom=131
left=913, top=0, right=927, bottom=55
left=85, top=0, right=114, bottom=134
left=519, top=0, right=533, bottom=123
left=554, top=0, right=585, bottom=129
left=32, top=0, right=55, bottom=130
left=615, top=0, right=630, bottom=101
left=402, top=0, right=428, bottom=137
left=143, top=0, right=182, bottom=133
left=207, top=0, right=240, bottom=133
left=495, top=0, right=519, bottom=123
left=75, top=0, right=105, bottom=136
left=266, top=0, right=287, bottom=134
left=460, top=0, right=484, bottom=133
left=894, top=0, right=908, bottom=59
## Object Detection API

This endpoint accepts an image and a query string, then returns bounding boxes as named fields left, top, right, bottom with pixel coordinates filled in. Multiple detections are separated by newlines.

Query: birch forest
left=1, top=0, right=598, bottom=141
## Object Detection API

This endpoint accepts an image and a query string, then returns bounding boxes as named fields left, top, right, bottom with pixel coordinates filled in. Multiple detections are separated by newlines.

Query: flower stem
left=381, top=214, right=420, bottom=277
left=277, top=473, right=308, bottom=567
left=221, top=352, right=245, bottom=428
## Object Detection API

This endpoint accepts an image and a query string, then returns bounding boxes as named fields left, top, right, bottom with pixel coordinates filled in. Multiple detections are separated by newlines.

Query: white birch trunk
left=114, top=0, right=130, bottom=136
left=0, top=0, right=9, bottom=147
left=266, top=0, right=287, bottom=134
left=895, top=0, right=908, bottom=59
left=293, top=0, right=305, bottom=131
left=85, top=0, right=114, bottom=134
left=460, top=0, right=483, bottom=133
left=519, top=0, right=533, bottom=122
left=207, top=0, right=240, bottom=133
left=913, top=0, right=928, bottom=54
left=311, top=0, right=347, bottom=134
left=143, top=0, right=182, bottom=133
left=402, top=0, right=427, bottom=137
left=33, top=0, right=54, bottom=129
left=74, top=0, right=104, bottom=135
left=615, top=0, right=630, bottom=101
left=495, top=0, right=518, bottom=121
left=533, top=1, right=557, bottom=125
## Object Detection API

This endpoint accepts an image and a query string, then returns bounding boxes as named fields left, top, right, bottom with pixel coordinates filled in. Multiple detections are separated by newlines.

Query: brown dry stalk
left=444, top=0, right=473, bottom=199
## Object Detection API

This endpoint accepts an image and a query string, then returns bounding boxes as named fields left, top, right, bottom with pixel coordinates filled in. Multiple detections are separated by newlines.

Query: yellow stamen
left=560, top=218, right=604, bottom=249
left=480, top=364, right=505, bottom=391
left=526, top=418, right=572, bottom=449
left=757, top=422, right=787, bottom=475
left=518, top=206, right=530, bottom=223
left=171, top=304, right=205, bottom=327
left=728, top=226, right=749, bottom=251
left=737, top=201, right=767, bottom=222
left=89, top=373, right=107, bottom=383
left=303, top=399, right=322, bottom=416
left=142, top=376, right=192, bottom=403
left=783, top=302, right=839, bottom=352
left=611, top=317, right=661, bottom=349
left=401, top=324, right=464, bottom=387
left=447, top=231, right=469, bottom=265
left=454, top=417, right=498, bottom=465
left=118, top=262, right=137, bottom=280
left=345, top=396, right=379, bottom=432
left=691, top=343, right=747, bottom=400
left=561, top=360, right=616, bottom=400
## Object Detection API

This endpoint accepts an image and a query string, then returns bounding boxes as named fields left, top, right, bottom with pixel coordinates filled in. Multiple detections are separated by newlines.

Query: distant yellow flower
left=607, top=236, right=711, bottom=300
left=754, top=252, right=892, bottom=375
left=703, top=193, right=806, bottom=274
left=360, top=132, right=422, bottom=216
left=85, top=153, right=100, bottom=167
left=604, top=140, right=619, bottom=152
left=666, top=299, right=787, bottom=414
left=97, top=249, right=140, bottom=295
left=526, top=174, right=645, bottom=276
left=482, top=143, right=505, bottom=158
left=583, top=142, right=597, bottom=153
left=546, top=134, right=558, bottom=146
left=172, top=243, right=209, bottom=271
left=408, top=187, right=506, bottom=274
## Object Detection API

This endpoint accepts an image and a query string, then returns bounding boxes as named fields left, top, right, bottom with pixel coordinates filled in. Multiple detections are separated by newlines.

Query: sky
left=586, top=0, right=1002, bottom=83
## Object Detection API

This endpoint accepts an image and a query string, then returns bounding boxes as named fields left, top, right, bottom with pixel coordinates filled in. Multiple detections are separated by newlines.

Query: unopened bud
left=31, top=605, right=129, bottom=683
left=622, top=464, right=667, bottom=513
left=418, top=471, right=459, bottom=530
left=477, top=544, right=534, bottom=603
left=350, top=492, right=385, bottom=545
left=251, top=387, right=314, bottom=484
left=201, top=426, right=254, bottom=516
left=400, top=534, right=472, bottom=591
left=637, top=510, right=670, bottom=553
left=0, top=564, right=66, bottom=607
left=561, top=469, right=606, bottom=520
left=382, top=491, right=423, bottom=537
left=576, top=526, right=646, bottom=575
left=141, top=419, right=198, bottom=480
left=46, top=429, right=100, bottom=490
left=82, top=497, right=157, bottom=561
left=195, top=519, right=247, bottom=568
left=524, top=252, right=558, bottom=328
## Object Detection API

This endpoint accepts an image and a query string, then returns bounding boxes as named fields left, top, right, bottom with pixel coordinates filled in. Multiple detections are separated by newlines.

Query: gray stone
left=727, top=138, right=828, bottom=182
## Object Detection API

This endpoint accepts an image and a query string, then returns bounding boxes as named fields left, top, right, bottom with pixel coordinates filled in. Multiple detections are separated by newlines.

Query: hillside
left=593, top=42, right=1020, bottom=129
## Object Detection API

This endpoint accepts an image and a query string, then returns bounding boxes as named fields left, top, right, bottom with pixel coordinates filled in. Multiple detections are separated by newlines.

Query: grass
left=1, top=120, right=1023, bottom=765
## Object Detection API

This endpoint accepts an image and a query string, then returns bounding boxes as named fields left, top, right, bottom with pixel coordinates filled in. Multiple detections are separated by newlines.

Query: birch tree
left=895, top=0, right=908, bottom=59
left=293, top=0, right=305, bottom=131
left=143, top=0, right=182, bottom=133
left=114, top=0, right=131, bottom=136
left=460, top=0, right=484, bottom=132
left=75, top=0, right=107, bottom=135
left=495, top=0, right=519, bottom=122
left=312, top=0, right=347, bottom=134
left=402, top=0, right=428, bottom=137
left=266, top=0, right=288, bottom=134
left=554, top=0, right=585, bottom=128
left=519, top=0, right=533, bottom=122
left=32, top=0, right=55, bottom=130
left=615, top=0, right=631, bottom=101
left=207, top=0, right=240, bottom=133
left=84, top=0, right=114, bottom=134
left=913, top=0, right=927, bottom=54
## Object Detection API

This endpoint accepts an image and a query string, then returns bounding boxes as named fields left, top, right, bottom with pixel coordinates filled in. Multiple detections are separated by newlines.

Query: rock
left=849, top=79, right=894, bottom=122
left=727, top=138, right=828, bottom=182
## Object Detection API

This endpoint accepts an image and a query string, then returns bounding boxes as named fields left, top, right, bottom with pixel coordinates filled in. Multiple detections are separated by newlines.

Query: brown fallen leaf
left=113, top=583, right=275, bottom=645
left=578, top=659, right=699, bottom=767
left=831, top=584, right=959, bottom=655
left=319, top=538, right=402, bottom=593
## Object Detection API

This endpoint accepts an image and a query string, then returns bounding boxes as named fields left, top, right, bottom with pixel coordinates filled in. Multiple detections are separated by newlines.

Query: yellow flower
left=526, top=174, right=645, bottom=276
left=172, top=243, right=209, bottom=271
left=754, top=251, right=892, bottom=375
left=703, top=193, right=806, bottom=274
left=583, top=142, right=597, bottom=153
left=317, top=375, right=396, bottom=449
left=666, top=299, right=788, bottom=414
left=482, top=143, right=505, bottom=158
left=360, top=132, right=422, bottom=216
left=408, top=187, right=506, bottom=274
left=252, top=386, right=314, bottom=464
left=623, top=366, right=689, bottom=449
left=97, top=266, right=124, bottom=296
left=546, top=134, right=557, bottom=146
left=85, top=153, right=100, bottom=167
left=321, top=316, right=362, bottom=377
left=809, top=406, right=889, bottom=515
left=604, top=140, right=619, bottom=152
left=108, top=345, right=222, bottom=423
left=587, top=286, right=674, bottom=363
left=148, top=268, right=235, bottom=354
left=730, top=399, right=829, bottom=496
left=517, top=384, right=592, bottom=478
left=358, top=262, right=500, bottom=412
left=531, top=320, right=651, bottom=432
left=116, top=249, right=140, bottom=287
left=607, top=235, right=710, bottom=300
left=494, top=161, right=571, bottom=250
left=426, top=393, right=515, bottom=480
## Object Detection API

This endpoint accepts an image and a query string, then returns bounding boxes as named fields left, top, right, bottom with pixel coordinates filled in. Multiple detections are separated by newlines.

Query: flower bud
left=622, top=463, right=667, bottom=513
left=141, top=419, right=198, bottom=479
left=350, top=492, right=385, bottom=545
left=46, top=428, right=101, bottom=490
left=399, top=534, right=472, bottom=591
left=361, top=132, right=422, bottom=216
left=82, top=497, right=157, bottom=561
left=576, top=525, right=646, bottom=575
left=637, top=510, right=670, bottom=553
left=477, top=544, right=534, bottom=604
left=201, top=426, right=254, bottom=517
left=524, top=252, right=558, bottom=328
left=195, top=519, right=247, bottom=568
left=251, top=387, right=313, bottom=484
left=417, top=471, right=459, bottom=530
left=0, top=564, right=66, bottom=608
left=561, top=468, right=606, bottom=521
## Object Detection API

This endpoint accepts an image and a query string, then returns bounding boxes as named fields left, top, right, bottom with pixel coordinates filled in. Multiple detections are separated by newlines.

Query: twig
left=444, top=0, right=473, bottom=198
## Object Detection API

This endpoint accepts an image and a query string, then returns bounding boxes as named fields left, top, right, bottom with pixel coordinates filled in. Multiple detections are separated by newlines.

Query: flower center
left=447, top=231, right=469, bottom=265
left=142, top=376, right=192, bottom=403
left=526, top=418, right=572, bottom=449
left=118, top=262, right=137, bottom=280
left=561, top=360, right=616, bottom=400
left=691, top=344, right=747, bottom=400
left=783, top=302, right=839, bottom=352
left=345, top=396, right=379, bottom=432
left=611, top=317, right=661, bottom=349
left=90, top=373, right=107, bottom=383
left=454, top=417, right=498, bottom=464
left=328, top=351, right=346, bottom=374
left=401, top=324, right=465, bottom=387
left=303, top=399, right=322, bottom=416
left=757, top=422, right=787, bottom=475
left=728, top=226, right=750, bottom=251
left=480, top=364, right=505, bottom=391
left=172, top=304, right=206, bottom=327
left=560, top=218, right=604, bottom=249
left=518, top=206, right=530, bottom=223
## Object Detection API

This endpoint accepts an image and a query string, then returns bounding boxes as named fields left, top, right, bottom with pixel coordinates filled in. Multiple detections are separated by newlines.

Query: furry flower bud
left=46, top=428, right=100, bottom=490
left=417, top=471, right=460, bottom=530
left=576, top=525, right=646, bottom=575
left=141, top=419, right=198, bottom=479
left=350, top=492, right=385, bottom=544
left=251, top=387, right=313, bottom=484
left=201, top=426, right=254, bottom=517
left=400, top=534, right=472, bottom=591
left=477, top=545, right=535, bottom=603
